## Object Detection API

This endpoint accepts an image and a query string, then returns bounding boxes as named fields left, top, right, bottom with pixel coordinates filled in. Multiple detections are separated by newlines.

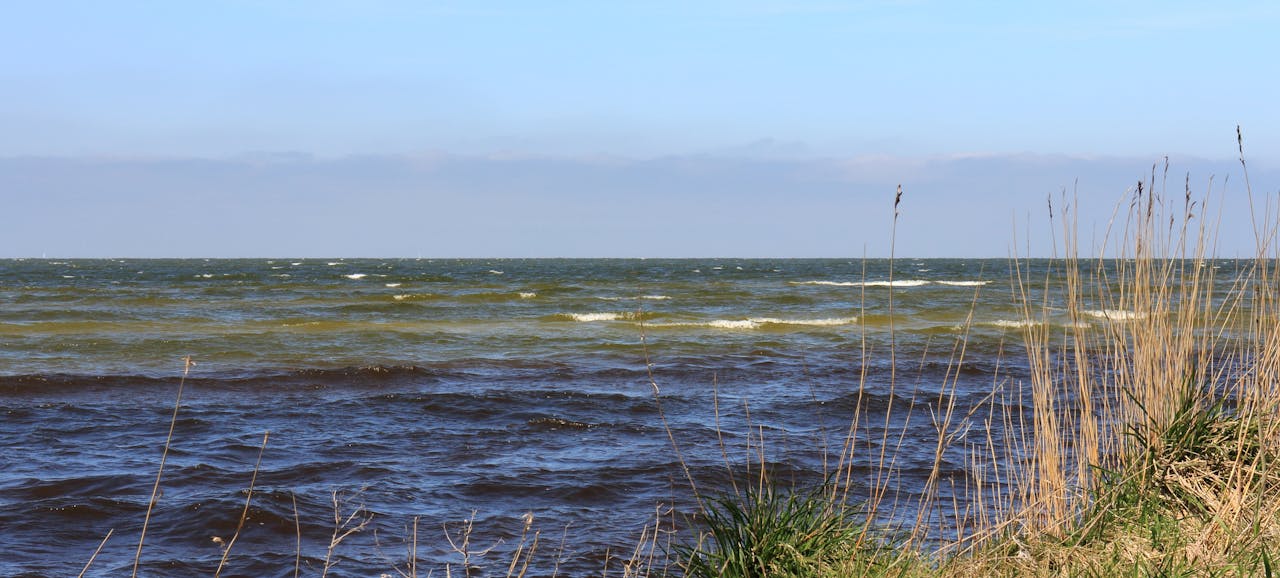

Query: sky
left=3, top=1, right=1279, bottom=257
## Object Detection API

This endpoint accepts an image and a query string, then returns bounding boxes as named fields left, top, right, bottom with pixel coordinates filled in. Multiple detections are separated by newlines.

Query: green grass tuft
left=679, top=482, right=877, bottom=578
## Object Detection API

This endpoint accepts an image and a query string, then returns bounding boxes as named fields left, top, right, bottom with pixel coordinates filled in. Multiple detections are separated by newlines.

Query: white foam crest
left=708, top=319, right=759, bottom=329
left=489, top=269, right=504, bottom=275
left=1083, top=309, right=1146, bottom=321
left=519, top=292, right=537, bottom=299
left=755, top=316, right=858, bottom=326
left=385, top=283, right=402, bottom=288
left=327, top=262, right=343, bottom=266
left=653, top=316, right=857, bottom=330
left=563, top=312, right=636, bottom=322
left=987, top=319, right=1040, bottom=329
left=861, top=280, right=931, bottom=287
left=793, top=280, right=931, bottom=287
left=345, top=273, right=367, bottom=280
left=936, top=280, right=990, bottom=287
left=393, top=293, right=434, bottom=301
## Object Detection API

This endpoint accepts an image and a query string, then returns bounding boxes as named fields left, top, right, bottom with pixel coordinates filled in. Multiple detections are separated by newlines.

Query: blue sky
left=3, top=1, right=1278, bottom=257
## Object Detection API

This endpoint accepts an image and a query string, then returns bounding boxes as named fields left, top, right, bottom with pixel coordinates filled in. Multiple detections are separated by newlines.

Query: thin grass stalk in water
left=215, top=430, right=270, bottom=577
left=78, top=528, right=113, bottom=578
left=131, top=355, right=193, bottom=578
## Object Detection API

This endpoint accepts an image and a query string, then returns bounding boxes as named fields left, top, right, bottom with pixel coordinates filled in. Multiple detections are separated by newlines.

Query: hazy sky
left=3, top=1, right=1278, bottom=257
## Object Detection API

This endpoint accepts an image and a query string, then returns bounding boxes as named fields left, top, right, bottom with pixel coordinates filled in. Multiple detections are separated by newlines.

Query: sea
left=0, top=258, right=1247, bottom=577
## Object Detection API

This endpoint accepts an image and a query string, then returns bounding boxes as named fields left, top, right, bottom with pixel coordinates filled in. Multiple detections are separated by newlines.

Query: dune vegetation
left=670, top=139, right=1280, bottom=578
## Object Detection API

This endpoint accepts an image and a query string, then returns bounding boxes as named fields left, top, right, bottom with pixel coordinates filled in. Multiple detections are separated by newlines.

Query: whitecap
left=859, top=280, right=930, bottom=287
left=519, top=292, right=537, bottom=299
left=489, top=270, right=504, bottom=275
left=562, top=312, right=632, bottom=322
left=654, top=317, right=857, bottom=330
left=792, top=280, right=931, bottom=287
left=754, top=316, right=858, bottom=326
left=987, top=319, right=1039, bottom=329
left=936, top=281, right=989, bottom=287
left=1083, top=309, right=1145, bottom=321
left=596, top=295, right=671, bottom=301
left=707, top=319, right=759, bottom=329
left=386, top=283, right=402, bottom=288
left=345, top=273, right=367, bottom=280
left=327, top=262, right=343, bottom=266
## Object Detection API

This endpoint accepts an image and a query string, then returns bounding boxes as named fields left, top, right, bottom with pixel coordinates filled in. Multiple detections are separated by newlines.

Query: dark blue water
left=0, top=258, right=1250, bottom=576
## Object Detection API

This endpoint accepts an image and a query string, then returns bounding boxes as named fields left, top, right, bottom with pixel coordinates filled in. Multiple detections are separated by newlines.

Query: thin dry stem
left=215, top=430, right=270, bottom=577
left=131, top=355, right=193, bottom=578
left=77, top=528, right=113, bottom=578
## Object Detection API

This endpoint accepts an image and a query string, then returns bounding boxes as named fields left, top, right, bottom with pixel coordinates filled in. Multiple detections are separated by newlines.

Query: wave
left=595, top=295, right=671, bottom=301
left=1083, top=309, right=1145, bottom=321
left=344, top=273, right=367, bottom=280
left=793, top=279, right=986, bottom=288
left=392, top=293, right=433, bottom=301
left=985, top=319, right=1040, bottom=329
left=792, top=280, right=930, bottom=287
left=391, top=292, right=535, bottom=303
left=653, top=316, right=858, bottom=330
left=558, top=312, right=642, bottom=322
left=985, top=318, right=1091, bottom=329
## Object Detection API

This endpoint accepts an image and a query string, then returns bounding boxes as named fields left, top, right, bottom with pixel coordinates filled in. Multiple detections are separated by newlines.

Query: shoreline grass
left=674, top=136, right=1280, bottom=577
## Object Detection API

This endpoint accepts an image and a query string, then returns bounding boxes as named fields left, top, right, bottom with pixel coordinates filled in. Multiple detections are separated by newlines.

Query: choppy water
left=0, top=258, right=1253, bottom=576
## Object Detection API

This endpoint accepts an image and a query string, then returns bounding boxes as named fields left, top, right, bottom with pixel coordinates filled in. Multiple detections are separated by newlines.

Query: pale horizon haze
left=4, top=1, right=1279, bottom=258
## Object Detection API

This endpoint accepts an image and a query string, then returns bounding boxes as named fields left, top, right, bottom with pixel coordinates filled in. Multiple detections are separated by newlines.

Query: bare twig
left=321, top=490, right=372, bottom=577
